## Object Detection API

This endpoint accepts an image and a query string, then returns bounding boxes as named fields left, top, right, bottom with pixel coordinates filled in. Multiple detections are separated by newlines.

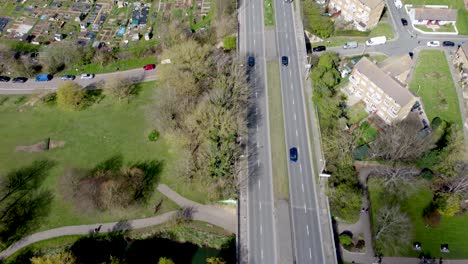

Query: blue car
left=290, top=147, right=298, bottom=162
left=248, top=56, right=255, bottom=67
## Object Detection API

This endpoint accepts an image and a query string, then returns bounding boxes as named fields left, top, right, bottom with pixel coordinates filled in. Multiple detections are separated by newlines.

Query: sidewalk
left=0, top=184, right=236, bottom=260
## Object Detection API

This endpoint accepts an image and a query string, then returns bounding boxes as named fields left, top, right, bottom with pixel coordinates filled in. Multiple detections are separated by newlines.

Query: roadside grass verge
left=369, top=178, right=468, bottom=258
left=368, top=22, right=395, bottom=39
left=0, top=81, right=214, bottom=232
left=267, top=61, right=289, bottom=200
left=264, top=0, right=275, bottom=26
left=61, top=56, right=157, bottom=75
left=409, top=50, right=461, bottom=126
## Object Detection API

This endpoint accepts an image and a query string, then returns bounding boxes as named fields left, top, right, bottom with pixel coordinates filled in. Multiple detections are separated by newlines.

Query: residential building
left=377, top=54, right=413, bottom=85
left=328, top=0, right=385, bottom=31
left=454, top=42, right=468, bottom=85
left=346, top=57, right=418, bottom=124
left=409, top=7, right=457, bottom=26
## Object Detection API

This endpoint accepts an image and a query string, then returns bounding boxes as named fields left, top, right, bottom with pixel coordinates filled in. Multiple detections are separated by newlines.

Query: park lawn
left=0, top=81, right=213, bottom=232
left=369, top=178, right=468, bottom=258
left=267, top=61, right=289, bottom=200
left=403, top=0, right=468, bottom=35
left=61, top=56, right=157, bottom=75
left=347, top=103, right=368, bottom=125
left=369, top=22, right=395, bottom=40
left=409, top=50, right=462, bottom=126
left=264, top=0, right=275, bottom=26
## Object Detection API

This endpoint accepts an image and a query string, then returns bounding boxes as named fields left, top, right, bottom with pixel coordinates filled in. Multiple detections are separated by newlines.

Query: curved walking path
left=0, top=184, right=236, bottom=260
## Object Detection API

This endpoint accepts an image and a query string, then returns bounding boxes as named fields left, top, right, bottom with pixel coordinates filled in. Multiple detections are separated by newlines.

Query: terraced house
left=454, top=42, right=468, bottom=87
left=347, top=57, right=418, bottom=124
left=328, top=0, right=384, bottom=31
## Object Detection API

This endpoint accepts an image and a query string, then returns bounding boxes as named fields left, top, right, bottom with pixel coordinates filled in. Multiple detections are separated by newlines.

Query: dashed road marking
left=309, top=248, right=312, bottom=259
left=302, top=183, right=304, bottom=192
left=306, top=225, right=309, bottom=236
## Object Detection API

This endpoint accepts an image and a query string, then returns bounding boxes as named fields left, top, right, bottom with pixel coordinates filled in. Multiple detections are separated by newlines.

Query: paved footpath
left=0, top=184, right=236, bottom=260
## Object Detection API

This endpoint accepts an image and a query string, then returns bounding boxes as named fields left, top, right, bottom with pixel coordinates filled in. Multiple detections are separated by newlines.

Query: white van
left=343, top=41, right=358, bottom=49
left=365, top=36, right=387, bottom=46
left=394, top=0, right=402, bottom=8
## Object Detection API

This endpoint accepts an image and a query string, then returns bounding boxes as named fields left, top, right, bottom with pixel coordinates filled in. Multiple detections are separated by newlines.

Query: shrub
left=148, top=130, right=160, bottom=142
left=56, top=81, right=86, bottom=111
left=41, top=92, right=57, bottom=105
left=339, top=233, right=352, bottom=246
left=14, top=95, right=27, bottom=105
left=223, top=36, right=236, bottom=50
left=422, top=199, right=441, bottom=227
left=438, top=194, right=461, bottom=217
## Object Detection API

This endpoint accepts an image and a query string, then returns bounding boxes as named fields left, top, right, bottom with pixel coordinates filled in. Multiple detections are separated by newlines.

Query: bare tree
left=374, top=205, right=411, bottom=255
left=370, top=116, right=434, bottom=162
left=104, top=76, right=137, bottom=102
left=369, top=166, right=418, bottom=200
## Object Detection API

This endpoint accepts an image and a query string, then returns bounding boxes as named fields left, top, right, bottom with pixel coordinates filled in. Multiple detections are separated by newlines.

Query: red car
left=143, top=64, right=156, bottom=70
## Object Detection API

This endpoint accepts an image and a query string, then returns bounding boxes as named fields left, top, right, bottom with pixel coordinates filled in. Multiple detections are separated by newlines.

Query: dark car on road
left=12, top=77, right=28, bottom=83
left=401, top=18, right=408, bottom=26
left=442, top=41, right=455, bottom=47
left=248, top=56, right=255, bottom=67
left=0, top=76, right=10, bottom=82
left=61, top=75, right=76, bottom=80
left=290, top=147, right=298, bottom=162
left=409, top=52, right=414, bottom=59
left=281, top=56, right=289, bottom=66
left=313, top=45, right=326, bottom=52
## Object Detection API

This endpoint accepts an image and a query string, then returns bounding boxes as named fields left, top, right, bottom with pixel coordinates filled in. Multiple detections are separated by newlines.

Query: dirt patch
left=16, top=139, right=65, bottom=152
left=425, top=72, right=442, bottom=79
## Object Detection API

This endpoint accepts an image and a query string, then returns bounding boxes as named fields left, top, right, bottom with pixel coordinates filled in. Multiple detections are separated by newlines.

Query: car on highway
left=281, top=56, right=289, bottom=66
left=80, top=73, right=95, bottom=79
left=143, top=64, right=156, bottom=70
left=442, top=41, right=455, bottom=47
left=401, top=18, right=408, bottom=26
left=313, top=45, right=326, bottom=52
left=289, top=147, right=298, bottom=162
left=12, top=77, right=28, bottom=83
left=284, top=0, right=293, bottom=3
left=61, top=75, right=76, bottom=80
left=0, top=76, right=11, bottom=82
left=394, top=0, right=402, bottom=8
left=248, top=56, right=255, bottom=67
left=426, top=41, right=440, bottom=47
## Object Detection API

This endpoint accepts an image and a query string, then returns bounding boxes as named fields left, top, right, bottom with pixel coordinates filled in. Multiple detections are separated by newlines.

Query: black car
left=401, top=18, right=408, bottom=26
left=313, top=45, right=326, bottom=52
left=12, top=77, right=28, bottom=83
left=0, top=76, right=11, bottom=82
left=409, top=52, right=414, bottom=59
left=289, top=147, right=298, bottom=162
left=61, top=75, right=76, bottom=80
left=281, top=56, right=289, bottom=66
left=442, top=41, right=455, bottom=47
left=248, top=56, right=255, bottom=67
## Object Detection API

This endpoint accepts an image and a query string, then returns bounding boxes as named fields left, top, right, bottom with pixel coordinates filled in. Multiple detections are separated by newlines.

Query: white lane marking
left=290, top=83, right=293, bottom=91
left=292, top=99, right=295, bottom=105
left=259, top=180, right=261, bottom=190
left=253, top=39, right=256, bottom=46
left=300, top=164, right=302, bottom=172
left=309, top=248, right=312, bottom=259
left=255, top=107, right=258, bottom=114
left=257, top=159, right=260, bottom=167
left=294, top=113, right=296, bottom=120
left=296, top=129, right=298, bottom=137
left=259, top=203, right=262, bottom=210
left=260, top=224, right=263, bottom=235
left=290, top=71, right=292, bottom=77
left=253, top=3, right=255, bottom=9
left=256, top=125, right=258, bottom=132
left=302, top=183, right=304, bottom=192
left=304, top=203, right=307, bottom=213
left=306, top=225, right=310, bottom=236
left=255, top=91, right=258, bottom=98
left=261, top=249, right=264, bottom=260
left=257, top=141, right=260, bottom=148
left=286, top=33, right=288, bottom=40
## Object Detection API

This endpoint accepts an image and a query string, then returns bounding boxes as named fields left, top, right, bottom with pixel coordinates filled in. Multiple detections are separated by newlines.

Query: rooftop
left=354, top=57, right=416, bottom=106
left=414, top=7, right=458, bottom=21
left=357, top=0, right=384, bottom=9
left=378, top=54, right=413, bottom=84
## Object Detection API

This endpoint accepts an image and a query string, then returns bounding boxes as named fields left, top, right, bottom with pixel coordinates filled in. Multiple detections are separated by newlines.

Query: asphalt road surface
left=240, top=0, right=278, bottom=262
left=274, top=0, right=325, bottom=263
left=0, top=68, right=157, bottom=94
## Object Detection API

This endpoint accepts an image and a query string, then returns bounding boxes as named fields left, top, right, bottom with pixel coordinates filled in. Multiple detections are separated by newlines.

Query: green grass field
left=409, top=50, right=461, bottom=126
left=369, top=178, right=468, bottom=258
left=347, top=103, right=368, bottom=125
left=264, top=0, right=275, bottom=26
left=267, top=61, right=289, bottom=200
left=368, top=22, right=395, bottom=39
left=0, top=82, right=213, bottom=231
left=403, top=0, right=468, bottom=35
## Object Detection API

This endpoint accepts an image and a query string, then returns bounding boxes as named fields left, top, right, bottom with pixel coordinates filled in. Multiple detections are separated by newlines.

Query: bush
left=223, top=36, right=236, bottom=50
left=14, top=95, right=27, bottom=105
left=328, top=184, right=362, bottom=222
left=41, top=92, right=57, bottom=105
left=303, top=1, right=334, bottom=38
left=56, top=81, right=86, bottom=111
left=438, top=194, right=461, bottom=217
left=339, top=233, right=353, bottom=246
left=148, top=130, right=160, bottom=142
left=422, top=199, right=441, bottom=227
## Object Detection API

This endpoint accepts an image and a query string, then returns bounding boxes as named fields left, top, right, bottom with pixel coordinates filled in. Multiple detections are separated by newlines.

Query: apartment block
left=346, top=57, right=418, bottom=124
left=328, top=0, right=385, bottom=31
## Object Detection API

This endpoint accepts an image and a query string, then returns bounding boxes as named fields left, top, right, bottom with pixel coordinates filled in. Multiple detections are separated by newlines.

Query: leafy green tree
left=437, top=194, right=461, bottom=217
left=206, top=257, right=226, bottom=264
left=56, top=81, right=86, bottom=111
left=223, top=36, right=237, bottom=50
left=31, top=250, right=76, bottom=264
left=158, top=257, right=175, bottom=264
left=328, top=184, right=361, bottom=221
left=339, top=233, right=352, bottom=246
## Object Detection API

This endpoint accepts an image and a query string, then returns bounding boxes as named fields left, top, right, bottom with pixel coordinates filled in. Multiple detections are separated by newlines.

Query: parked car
left=80, top=73, right=95, bottom=79
left=426, top=41, right=440, bottom=47
left=401, top=18, right=408, bottom=26
left=0, top=76, right=11, bottom=82
left=61, top=75, right=76, bottom=80
left=12, top=77, right=28, bottom=83
left=289, top=147, right=298, bottom=162
left=313, top=45, right=326, bottom=52
left=35, top=74, right=52, bottom=82
left=394, top=0, right=402, bottom=8
left=281, top=56, right=289, bottom=66
left=366, top=36, right=387, bottom=46
left=143, top=64, right=156, bottom=70
left=248, top=56, right=255, bottom=67
left=343, top=41, right=358, bottom=49
left=409, top=52, right=414, bottom=59
left=284, top=0, right=293, bottom=3
left=442, top=41, right=455, bottom=47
